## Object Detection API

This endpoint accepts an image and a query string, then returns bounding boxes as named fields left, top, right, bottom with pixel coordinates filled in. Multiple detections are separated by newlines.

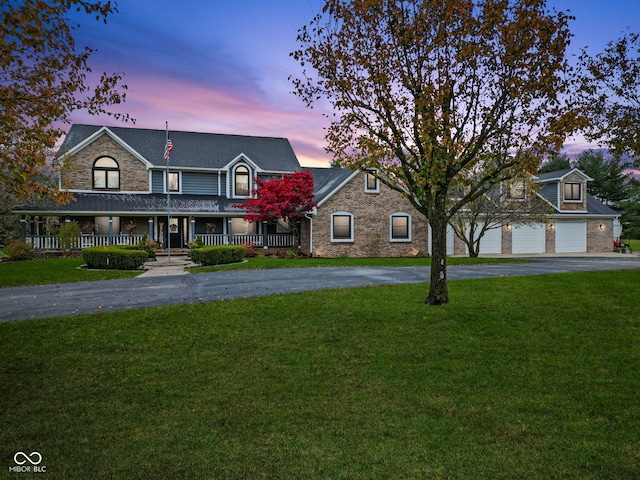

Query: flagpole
left=166, top=122, right=171, bottom=263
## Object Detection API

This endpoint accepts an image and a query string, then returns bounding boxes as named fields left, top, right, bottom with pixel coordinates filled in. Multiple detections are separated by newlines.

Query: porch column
left=108, top=216, right=113, bottom=245
left=148, top=216, right=154, bottom=239
left=190, top=217, right=196, bottom=242
left=263, top=221, right=268, bottom=248
left=227, top=218, right=233, bottom=245
left=20, top=216, right=26, bottom=239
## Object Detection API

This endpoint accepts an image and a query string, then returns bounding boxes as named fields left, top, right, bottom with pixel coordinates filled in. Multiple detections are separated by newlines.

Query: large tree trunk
left=426, top=202, right=450, bottom=305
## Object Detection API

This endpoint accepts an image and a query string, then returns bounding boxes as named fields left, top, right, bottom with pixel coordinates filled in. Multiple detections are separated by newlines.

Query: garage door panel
left=512, top=223, right=546, bottom=254
left=464, top=225, right=501, bottom=254
left=555, top=222, right=586, bottom=253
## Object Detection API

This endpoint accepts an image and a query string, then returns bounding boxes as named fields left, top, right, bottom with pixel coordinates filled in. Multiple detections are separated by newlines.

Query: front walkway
left=140, top=255, right=196, bottom=277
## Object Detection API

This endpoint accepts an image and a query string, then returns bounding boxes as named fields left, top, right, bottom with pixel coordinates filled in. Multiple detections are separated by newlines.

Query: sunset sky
left=69, top=0, right=640, bottom=167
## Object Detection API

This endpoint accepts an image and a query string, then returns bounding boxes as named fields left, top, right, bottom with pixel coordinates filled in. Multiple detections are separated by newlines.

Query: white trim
left=232, top=163, right=252, bottom=198
left=331, top=211, right=354, bottom=242
left=59, top=126, right=153, bottom=169
left=165, top=171, right=182, bottom=194
left=562, top=181, right=583, bottom=203
left=364, top=170, right=380, bottom=193
left=389, top=212, right=411, bottom=242
left=222, top=154, right=261, bottom=172
left=539, top=167, right=593, bottom=183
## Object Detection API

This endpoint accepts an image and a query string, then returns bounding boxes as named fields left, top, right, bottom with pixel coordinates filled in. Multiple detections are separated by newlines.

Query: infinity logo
left=14, top=451, right=42, bottom=465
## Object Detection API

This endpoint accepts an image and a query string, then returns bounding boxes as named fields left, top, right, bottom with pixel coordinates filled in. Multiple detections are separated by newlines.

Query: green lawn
left=1, top=270, right=639, bottom=479
left=0, top=255, right=525, bottom=288
left=0, top=257, right=139, bottom=287
left=624, top=238, right=640, bottom=251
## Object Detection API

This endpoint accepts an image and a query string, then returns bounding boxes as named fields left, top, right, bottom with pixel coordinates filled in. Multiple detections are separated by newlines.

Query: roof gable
left=58, top=125, right=152, bottom=168
left=537, top=167, right=593, bottom=183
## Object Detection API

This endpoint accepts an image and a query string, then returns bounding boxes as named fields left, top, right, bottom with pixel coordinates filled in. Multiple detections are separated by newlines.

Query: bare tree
left=450, top=177, right=551, bottom=257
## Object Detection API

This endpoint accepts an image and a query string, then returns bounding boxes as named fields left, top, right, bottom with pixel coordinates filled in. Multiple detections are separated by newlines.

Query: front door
left=168, top=217, right=188, bottom=248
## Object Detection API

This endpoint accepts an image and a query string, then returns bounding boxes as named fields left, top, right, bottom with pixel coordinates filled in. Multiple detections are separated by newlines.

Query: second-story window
left=93, top=157, right=119, bottom=190
left=564, top=182, right=582, bottom=201
left=168, top=172, right=179, bottom=192
left=235, top=165, right=250, bottom=197
left=365, top=171, right=379, bottom=192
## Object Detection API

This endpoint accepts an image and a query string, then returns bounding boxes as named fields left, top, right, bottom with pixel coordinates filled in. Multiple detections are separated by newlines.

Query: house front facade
left=15, top=124, right=618, bottom=257
left=16, top=124, right=302, bottom=249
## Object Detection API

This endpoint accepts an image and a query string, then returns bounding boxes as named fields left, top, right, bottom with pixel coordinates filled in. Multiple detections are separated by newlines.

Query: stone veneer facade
left=302, top=171, right=429, bottom=257
left=61, top=132, right=149, bottom=192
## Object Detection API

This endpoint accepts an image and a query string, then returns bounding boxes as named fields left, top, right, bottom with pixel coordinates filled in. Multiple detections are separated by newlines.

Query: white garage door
left=465, top=225, right=502, bottom=254
left=555, top=222, right=587, bottom=253
left=512, top=223, right=546, bottom=254
left=427, top=225, right=455, bottom=255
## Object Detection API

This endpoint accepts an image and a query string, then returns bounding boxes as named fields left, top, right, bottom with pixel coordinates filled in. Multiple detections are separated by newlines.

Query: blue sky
left=69, top=0, right=640, bottom=166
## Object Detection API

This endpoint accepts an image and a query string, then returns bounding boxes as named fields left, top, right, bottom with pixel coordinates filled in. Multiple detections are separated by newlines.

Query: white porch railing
left=196, top=234, right=295, bottom=248
left=25, top=234, right=146, bottom=250
left=24, top=233, right=295, bottom=250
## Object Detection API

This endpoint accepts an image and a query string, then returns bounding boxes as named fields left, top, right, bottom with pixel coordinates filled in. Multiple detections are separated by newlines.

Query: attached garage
left=512, top=223, right=546, bottom=254
left=555, top=222, right=587, bottom=253
left=469, top=226, right=502, bottom=254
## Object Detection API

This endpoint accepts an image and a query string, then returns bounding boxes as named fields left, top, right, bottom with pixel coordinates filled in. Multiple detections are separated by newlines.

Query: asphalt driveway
left=1, top=256, right=639, bottom=322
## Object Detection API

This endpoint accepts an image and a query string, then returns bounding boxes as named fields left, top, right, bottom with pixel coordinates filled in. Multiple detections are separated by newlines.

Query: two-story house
left=15, top=124, right=618, bottom=256
left=17, top=124, right=302, bottom=249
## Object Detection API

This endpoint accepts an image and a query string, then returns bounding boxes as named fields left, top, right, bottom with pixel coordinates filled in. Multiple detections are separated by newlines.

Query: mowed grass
left=0, top=257, right=139, bottom=287
left=1, top=271, right=639, bottom=479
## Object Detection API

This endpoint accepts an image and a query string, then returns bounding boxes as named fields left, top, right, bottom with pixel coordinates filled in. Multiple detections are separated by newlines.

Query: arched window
left=234, top=165, right=250, bottom=197
left=93, top=157, right=120, bottom=190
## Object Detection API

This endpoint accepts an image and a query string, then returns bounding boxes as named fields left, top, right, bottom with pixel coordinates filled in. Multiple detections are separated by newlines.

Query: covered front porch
left=20, top=214, right=296, bottom=251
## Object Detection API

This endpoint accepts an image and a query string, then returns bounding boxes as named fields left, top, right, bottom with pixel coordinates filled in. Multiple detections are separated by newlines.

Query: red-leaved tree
left=234, top=171, right=317, bottom=252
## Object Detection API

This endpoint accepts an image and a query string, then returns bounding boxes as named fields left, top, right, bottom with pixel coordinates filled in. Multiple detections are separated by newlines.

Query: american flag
left=164, top=139, right=173, bottom=161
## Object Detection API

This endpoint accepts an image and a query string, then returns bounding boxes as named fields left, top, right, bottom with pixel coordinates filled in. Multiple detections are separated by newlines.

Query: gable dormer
left=536, top=168, right=592, bottom=213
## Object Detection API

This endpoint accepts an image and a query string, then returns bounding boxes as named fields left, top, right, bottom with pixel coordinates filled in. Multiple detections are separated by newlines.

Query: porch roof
left=13, top=193, right=247, bottom=216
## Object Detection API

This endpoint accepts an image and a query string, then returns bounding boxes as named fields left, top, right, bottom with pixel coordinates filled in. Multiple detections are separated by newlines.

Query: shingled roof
left=60, top=124, right=302, bottom=172
left=14, top=193, right=245, bottom=215
left=305, top=167, right=355, bottom=204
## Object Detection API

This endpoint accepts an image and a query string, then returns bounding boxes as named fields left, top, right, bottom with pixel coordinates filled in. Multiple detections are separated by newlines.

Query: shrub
left=6, top=239, right=34, bottom=261
left=188, top=236, right=204, bottom=249
left=82, top=246, right=148, bottom=270
left=120, top=237, right=158, bottom=259
left=190, top=245, right=245, bottom=266
left=240, top=242, right=259, bottom=258
left=58, top=221, right=81, bottom=256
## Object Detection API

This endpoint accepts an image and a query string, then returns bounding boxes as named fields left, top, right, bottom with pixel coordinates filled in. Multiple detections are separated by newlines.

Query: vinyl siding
left=183, top=172, right=217, bottom=195
left=151, top=170, right=164, bottom=193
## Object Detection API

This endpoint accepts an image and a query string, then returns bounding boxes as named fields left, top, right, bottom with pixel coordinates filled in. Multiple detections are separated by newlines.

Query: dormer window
left=234, top=165, right=250, bottom=197
left=564, top=182, right=582, bottom=202
left=93, top=157, right=119, bottom=190
left=507, top=180, right=526, bottom=200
